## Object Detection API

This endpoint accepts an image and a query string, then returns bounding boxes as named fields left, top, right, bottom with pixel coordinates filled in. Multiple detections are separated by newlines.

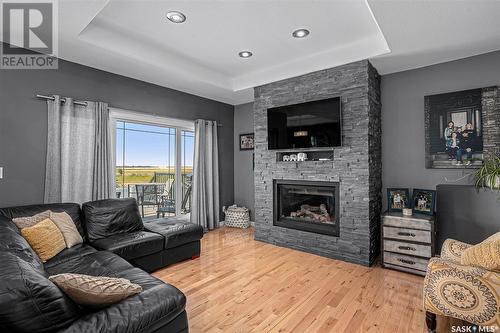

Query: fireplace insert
left=273, top=180, right=339, bottom=236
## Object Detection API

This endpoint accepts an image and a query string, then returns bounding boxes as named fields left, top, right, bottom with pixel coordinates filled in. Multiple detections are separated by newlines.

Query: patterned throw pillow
left=49, top=273, right=142, bottom=308
left=49, top=211, right=83, bottom=248
left=12, top=210, right=51, bottom=229
left=20, top=218, right=66, bottom=262
left=461, top=232, right=500, bottom=272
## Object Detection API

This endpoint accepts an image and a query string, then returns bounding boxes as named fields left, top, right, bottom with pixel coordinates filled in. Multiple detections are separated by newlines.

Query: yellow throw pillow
left=12, top=210, right=51, bottom=229
left=21, top=218, right=66, bottom=262
left=49, top=211, right=83, bottom=248
left=49, top=273, right=142, bottom=308
left=461, top=232, right=500, bottom=272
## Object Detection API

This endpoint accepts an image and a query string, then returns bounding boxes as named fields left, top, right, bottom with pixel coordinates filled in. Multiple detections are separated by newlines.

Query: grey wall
left=233, top=102, right=255, bottom=220
left=381, top=51, right=500, bottom=207
left=0, top=53, right=234, bottom=208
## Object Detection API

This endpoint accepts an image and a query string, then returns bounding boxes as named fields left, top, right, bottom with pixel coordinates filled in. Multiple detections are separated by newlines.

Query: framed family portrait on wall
left=425, top=88, right=487, bottom=169
left=239, top=133, right=254, bottom=150
left=387, top=188, right=410, bottom=212
left=412, top=189, right=436, bottom=215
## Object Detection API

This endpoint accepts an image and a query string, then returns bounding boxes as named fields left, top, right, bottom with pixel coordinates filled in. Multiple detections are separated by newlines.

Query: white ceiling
left=368, top=0, right=500, bottom=75
left=3, top=0, right=500, bottom=105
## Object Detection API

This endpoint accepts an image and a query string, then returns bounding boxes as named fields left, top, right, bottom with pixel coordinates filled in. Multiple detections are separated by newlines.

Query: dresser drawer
left=383, top=239, right=432, bottom=258
left=384, top=251, right=429, bottom=272
left=383, top=226, right=431, bottom=243
left=383, top=215, right=432, bottom=231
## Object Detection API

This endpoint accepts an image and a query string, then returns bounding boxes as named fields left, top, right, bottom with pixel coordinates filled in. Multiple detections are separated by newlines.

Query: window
left=110, top=109, right=194, bottom=219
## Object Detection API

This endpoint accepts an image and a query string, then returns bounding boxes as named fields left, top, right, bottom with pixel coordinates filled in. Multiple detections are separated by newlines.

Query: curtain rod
left=36, top=94, right=88, bottom=106
left=37, top=94, right=223, bottom=127
left=199, top=120, right=223, bottom=127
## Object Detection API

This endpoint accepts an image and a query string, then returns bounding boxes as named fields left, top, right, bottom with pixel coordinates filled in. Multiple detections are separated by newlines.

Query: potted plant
left=473, top=152, right=500, bottom=190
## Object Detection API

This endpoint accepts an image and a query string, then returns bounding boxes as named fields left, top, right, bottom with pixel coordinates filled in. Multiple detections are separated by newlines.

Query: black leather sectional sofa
left=0, top=198, right=204, bottom=333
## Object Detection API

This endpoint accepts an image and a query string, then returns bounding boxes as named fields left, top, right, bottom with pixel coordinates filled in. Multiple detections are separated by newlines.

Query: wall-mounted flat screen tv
left=267, top=97, right=342, bottom=150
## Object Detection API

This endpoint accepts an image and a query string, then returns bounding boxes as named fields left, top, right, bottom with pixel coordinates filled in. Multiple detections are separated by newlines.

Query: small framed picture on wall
left=387, top=188, right=410, bottom=212
left=411, top=189, right=436, bottom=215
left=240, top=133, right=254, bottom=150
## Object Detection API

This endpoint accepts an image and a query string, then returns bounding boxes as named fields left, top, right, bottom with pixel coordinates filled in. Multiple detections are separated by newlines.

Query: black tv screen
left=267, top=97, right=342, bottom=150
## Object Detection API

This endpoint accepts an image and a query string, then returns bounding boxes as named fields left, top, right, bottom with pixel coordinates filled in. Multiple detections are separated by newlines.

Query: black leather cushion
left=0, top=203, right=86, bottom=240
left=0, top=224, right=80, bottom=332
left=0, top=218, right=44, bottom=272
left=82, top=198, right=144, bottom=241
left=144, top=217, right=204, bottom=249
left=58, top=279, right=186, bottom=333
left=129, top=251, right=163, bottom=273
left=0, top=214, right=20, bottom=234
left=44, top=244, right=98, bottom=269
left=90, top=231, right=164, bottom=261
left=47, top=251, right=186, bottom=333
left=45, top=250, right=132, bottom=277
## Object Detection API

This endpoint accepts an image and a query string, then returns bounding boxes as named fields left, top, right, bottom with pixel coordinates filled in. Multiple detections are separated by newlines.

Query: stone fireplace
left=274, top=180, right=339, bottom=237
left=253, top=60, right=382, bottom=266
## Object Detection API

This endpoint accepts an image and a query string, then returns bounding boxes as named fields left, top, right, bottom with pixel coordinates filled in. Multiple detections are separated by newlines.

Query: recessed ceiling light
left=166, top=11, right=186, bottom=23
left=238, top=51, right=253, bottom=58
left=292, top=29, right=310, bottom=38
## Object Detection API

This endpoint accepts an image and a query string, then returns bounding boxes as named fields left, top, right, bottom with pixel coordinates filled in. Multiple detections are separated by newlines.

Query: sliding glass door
left=114, top=115, right=194, bottom=219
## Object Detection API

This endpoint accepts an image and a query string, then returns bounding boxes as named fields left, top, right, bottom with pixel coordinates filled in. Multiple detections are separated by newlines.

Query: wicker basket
left=224, top=206, right=250, bottom=228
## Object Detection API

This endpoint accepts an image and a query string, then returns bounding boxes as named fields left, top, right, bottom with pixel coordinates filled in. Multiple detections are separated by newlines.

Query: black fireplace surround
left=273, top=180, right=340, bottom=236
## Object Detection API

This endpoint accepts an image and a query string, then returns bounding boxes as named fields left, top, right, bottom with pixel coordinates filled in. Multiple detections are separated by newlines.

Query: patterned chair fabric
left=423, top=239, right=500, bottom=327
left=440, top=238, right=472, bottom=263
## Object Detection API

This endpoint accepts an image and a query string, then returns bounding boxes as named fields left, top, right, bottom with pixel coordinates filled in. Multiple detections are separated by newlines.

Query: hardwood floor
left=154, top=227, right=449, bottom=332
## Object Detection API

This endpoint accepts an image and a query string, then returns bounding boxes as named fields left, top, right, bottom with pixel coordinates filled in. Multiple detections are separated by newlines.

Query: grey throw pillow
left=49, top=211, right=83, bottom=248
left=12, top=210, right=51, bottom=229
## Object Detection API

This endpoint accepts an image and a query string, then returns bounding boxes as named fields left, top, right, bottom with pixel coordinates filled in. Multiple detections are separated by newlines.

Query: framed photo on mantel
left=239, top=133, right=254, bottom=151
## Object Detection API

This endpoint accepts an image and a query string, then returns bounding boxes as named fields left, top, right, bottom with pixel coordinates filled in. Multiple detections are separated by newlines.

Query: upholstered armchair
left=423, top=238, right=499, bottom=332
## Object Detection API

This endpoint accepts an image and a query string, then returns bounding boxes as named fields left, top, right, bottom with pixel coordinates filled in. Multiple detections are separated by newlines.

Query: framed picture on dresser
left=387, top=188, right=410, bottom=212
left=412, top=189, right=436, bottom=215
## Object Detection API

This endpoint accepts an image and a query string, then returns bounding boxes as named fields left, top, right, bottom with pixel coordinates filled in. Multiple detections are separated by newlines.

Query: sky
left=116, top=121, right=194, bottom=167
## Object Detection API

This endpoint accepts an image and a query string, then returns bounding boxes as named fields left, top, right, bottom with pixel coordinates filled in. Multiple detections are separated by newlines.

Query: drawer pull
left=397, top=258, right=415, bottom=265
left=397, top=232, right=416, bottom=237
left=398, top=246, right=416, bottom=251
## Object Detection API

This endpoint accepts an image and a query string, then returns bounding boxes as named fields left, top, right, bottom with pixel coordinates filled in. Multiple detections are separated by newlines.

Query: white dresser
left=381, top=212, right=436, bottom=276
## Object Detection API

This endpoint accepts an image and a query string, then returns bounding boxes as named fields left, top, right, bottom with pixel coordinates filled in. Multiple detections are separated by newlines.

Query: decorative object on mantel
left=402, top=208, right=413, bottom=216
left=289, top=154, right=297, bottom=161
left=387, top=188, right=410, bottom=212
left=473, top=151, right=500, bottom=190
left=411, top=189, right=436, bottom=216
left=282, top=155, right=290, bottom=161
left=239, top=133, right=254, bottom=150
left=223, top=205, right=250, bottom=228
left=381, top=212, right=436, bottom=276
left=297, top=153, right=307, bottom=161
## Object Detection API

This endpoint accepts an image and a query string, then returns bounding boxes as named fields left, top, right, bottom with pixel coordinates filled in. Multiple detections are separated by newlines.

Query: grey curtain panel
left=44, top=95, right=113, bottom=204
left=191, top=119, right=220, bottom=231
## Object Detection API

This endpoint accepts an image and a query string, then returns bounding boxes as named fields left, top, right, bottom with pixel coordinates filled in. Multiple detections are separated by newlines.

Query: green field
left=116, top=166, right=193, bottom=185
